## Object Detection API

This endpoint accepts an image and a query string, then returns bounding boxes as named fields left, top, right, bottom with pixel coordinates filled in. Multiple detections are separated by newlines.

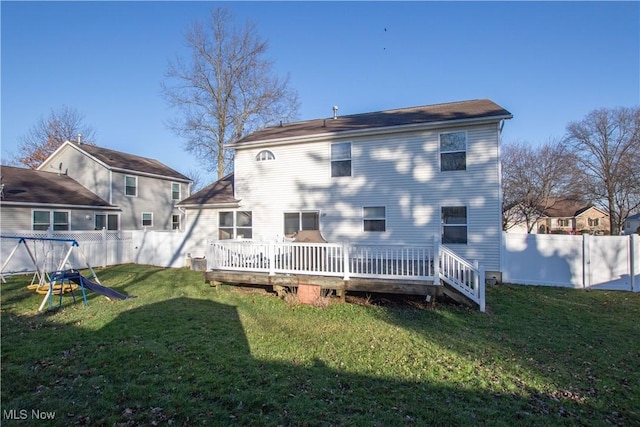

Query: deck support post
left=476, top=260, right=486, bottom=312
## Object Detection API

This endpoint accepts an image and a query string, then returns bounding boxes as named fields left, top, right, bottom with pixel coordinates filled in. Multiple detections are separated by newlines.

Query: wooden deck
left=204, top=269, right=443, bottom=302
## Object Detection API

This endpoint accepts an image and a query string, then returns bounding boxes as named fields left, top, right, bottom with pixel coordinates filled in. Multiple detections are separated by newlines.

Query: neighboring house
left=623, top=213, right=640, bottom=235
left=0, top=165, right=119, bottom=231
left=537, top=201, right=610, bottom=235
left=180, top=98, right=512, bottom=272
left=505, top=199, right=610, bottom=235
left=38, top=141, right=192, bottom=231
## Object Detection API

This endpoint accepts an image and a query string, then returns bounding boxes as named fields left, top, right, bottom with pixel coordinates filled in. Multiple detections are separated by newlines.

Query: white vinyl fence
left=502, top=233, right=639, bottom=291
left=2, top=229, right=638, bottom=293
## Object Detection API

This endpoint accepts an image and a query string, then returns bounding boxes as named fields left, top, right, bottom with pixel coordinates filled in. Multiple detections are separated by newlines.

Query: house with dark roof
left=624, top=213, right=640, bottom=235
left=35, top=141, right=192, bottom=231
left=505, top=198, right=611, bottom=235
left=179, top=99, right=512, bottom=272
left=0, top=165, right=120, bottom=231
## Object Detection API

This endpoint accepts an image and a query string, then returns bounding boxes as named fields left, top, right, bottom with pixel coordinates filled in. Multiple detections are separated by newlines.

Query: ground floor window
left=172, top=214, right=181, bottom=230
left=363, top=206, right=386, bottom=232
left=95, top=214, right=119, bottom=230
left=284, top=211, right=319, bottom=237
left=32, top=210, right=69, bottom=231
left=442, top=206, right=467, bottom=244
left=219, top=211, right=253, bottom=239
left=142, top=212, right=153, bottom=228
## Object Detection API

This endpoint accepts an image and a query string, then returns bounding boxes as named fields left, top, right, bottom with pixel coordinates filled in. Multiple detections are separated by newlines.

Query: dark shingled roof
left=1, top=165, right=114, bottom=207
left=236, top=99, right=512, bottom=144
left=72, top=142, right=190, bottom=181
left=178, top=173, right=237, bottom=206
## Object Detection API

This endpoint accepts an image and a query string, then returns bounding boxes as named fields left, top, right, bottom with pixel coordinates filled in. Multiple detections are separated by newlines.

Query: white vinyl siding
left=232, top=122, right=502, bottom=270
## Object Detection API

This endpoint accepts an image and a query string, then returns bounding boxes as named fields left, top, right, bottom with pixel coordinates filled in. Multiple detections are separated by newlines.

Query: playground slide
left=58, top=271, right=135, bottom=300
left=78, top=276, right=136, bottom=300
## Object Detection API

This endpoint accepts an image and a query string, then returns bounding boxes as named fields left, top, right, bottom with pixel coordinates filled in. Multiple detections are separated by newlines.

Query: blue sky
left=2, top=1, right=638, bottom=184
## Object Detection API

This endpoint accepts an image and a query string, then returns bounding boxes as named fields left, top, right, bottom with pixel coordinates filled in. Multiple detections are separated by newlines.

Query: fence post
left=268, top=241, right=276, bottom=276
left=102, top=227, right=108, bottom=268
left=342, top=243, right=350, bottom=280
left=631, top=234, right=637, bottom=292
left=476, top=261, right=486, bottom=312
left=433, top=235, right=440, bottom=280
left=582, top=234, right=591, bottom=289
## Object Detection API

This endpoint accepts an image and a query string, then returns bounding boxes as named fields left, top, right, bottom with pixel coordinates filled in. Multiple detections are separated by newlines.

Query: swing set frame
left=0, top=236, right=101, bottom=311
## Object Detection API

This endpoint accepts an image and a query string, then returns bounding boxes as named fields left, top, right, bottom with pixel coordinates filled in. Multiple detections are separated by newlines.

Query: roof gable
left=41, top=141, right=190, bottom=181
left=178, top=173, right=237, bottom=207
left=1, top=165, right=114, bottom=207
left=236, top=99, right=511, bottom=145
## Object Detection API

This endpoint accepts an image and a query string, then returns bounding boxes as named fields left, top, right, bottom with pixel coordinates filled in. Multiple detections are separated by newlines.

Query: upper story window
left=440, top=131, right=466, bottom=171
left=33, top=210, right=69, bottom=231
left=171, top=182, right=181, bottom=200
left=588, top=218, right=599, bottom=227
left=256, top=150, right=275, bottom=161
left=363, top=207, right=386, bottom=232
left=125, top=175, right=138, bottom=197
left=331, top=142, right=351, bottom=177
left=284, top=211, right=319, bottom=237
left=442, top=206, right=467, bottom=244
left=219, top=211, right=253, bottom=239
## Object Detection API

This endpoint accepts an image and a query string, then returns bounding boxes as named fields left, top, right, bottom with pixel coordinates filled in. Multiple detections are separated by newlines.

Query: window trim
left=172, top=214, right=181, bottom=230
left=218, top=211, right=253, bottom=240
left=439, top=131, right=467, bottom=172
left=95, top=213, right=119, bottom=230
left=256, top=150, right=275, bottom=161
left=441, top=206, right=468, bottom=244
left=331, top=142, right=352, bottom=177
left=363, top=206, right=386, bottom=232
left=125, top=175, right=138, bottom=197
left=283, top=211, right=320, bottom=237
left=141, top=212, right=153, bottom=228
left=32, top=209, right=70, bottom=231
left=171, top=182, right=181, bottom=201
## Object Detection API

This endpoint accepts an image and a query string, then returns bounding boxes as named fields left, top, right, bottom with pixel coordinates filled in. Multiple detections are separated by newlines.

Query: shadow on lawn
left=2, top=296, right=631, bottom=426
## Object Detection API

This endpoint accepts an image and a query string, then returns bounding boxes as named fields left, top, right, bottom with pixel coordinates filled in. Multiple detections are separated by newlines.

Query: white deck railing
left=208, top=238, right=486, bottom=311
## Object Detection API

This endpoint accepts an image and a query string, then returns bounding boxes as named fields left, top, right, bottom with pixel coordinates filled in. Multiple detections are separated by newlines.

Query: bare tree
left=502, top=139, right=584, bottom=232
left=162, top=7, right=299, bottom=180
left=14, top=106, right=96, bottom=169
left=565, top=107, right=640, bottom=234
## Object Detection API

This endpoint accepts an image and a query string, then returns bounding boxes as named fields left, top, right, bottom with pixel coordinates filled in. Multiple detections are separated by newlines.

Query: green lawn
left=2, top=264, right=639, bottom=426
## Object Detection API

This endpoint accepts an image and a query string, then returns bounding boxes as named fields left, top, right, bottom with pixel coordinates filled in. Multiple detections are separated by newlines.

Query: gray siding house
left=38, top=141, right=192, bottom=231
left=0, top=165, right=119, bottom=231
left=179, top=99, right=512, bottom=272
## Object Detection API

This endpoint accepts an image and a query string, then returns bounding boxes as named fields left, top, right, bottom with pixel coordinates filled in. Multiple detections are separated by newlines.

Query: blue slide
left=52, top=270, right=136, bottom=300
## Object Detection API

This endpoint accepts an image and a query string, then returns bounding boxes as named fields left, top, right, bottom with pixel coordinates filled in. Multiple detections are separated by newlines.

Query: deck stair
left=207, top=238, right=485, bottom=311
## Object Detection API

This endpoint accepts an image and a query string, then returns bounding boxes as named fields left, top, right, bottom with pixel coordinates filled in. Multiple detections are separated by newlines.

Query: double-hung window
left=219, top=211, right=253, bottom=239
left=142, top=212, right=153, bottom=227
left=440, top=131, right=466, bottom=171
left=32, top=210, right=69, bottom=231
left=284, top=211, right=319, bottom=237
left=172, top=214, right=181, bottom=230
left=363, top=207, right=386, bottom=232
left=171, top=183, right=181, bottom=201
left=331, top=142, right=351, bottom=177
left=442, top=206, right=467, bottom=244
left=125, top=175, right=138, bottom=197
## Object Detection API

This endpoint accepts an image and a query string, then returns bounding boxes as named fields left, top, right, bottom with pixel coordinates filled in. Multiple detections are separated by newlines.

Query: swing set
left=1, top=236, right=134, bottom=311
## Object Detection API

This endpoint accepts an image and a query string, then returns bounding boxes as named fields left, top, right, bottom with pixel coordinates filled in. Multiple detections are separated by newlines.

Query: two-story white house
left=36, top=141, right=192, bottom=231
left=180, top=99, right=512, bottom=273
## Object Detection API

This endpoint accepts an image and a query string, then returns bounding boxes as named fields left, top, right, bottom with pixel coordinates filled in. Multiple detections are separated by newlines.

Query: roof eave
left=229, top=114, right=513, bottom=149
left=0, top=201, right=120, bottom=210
